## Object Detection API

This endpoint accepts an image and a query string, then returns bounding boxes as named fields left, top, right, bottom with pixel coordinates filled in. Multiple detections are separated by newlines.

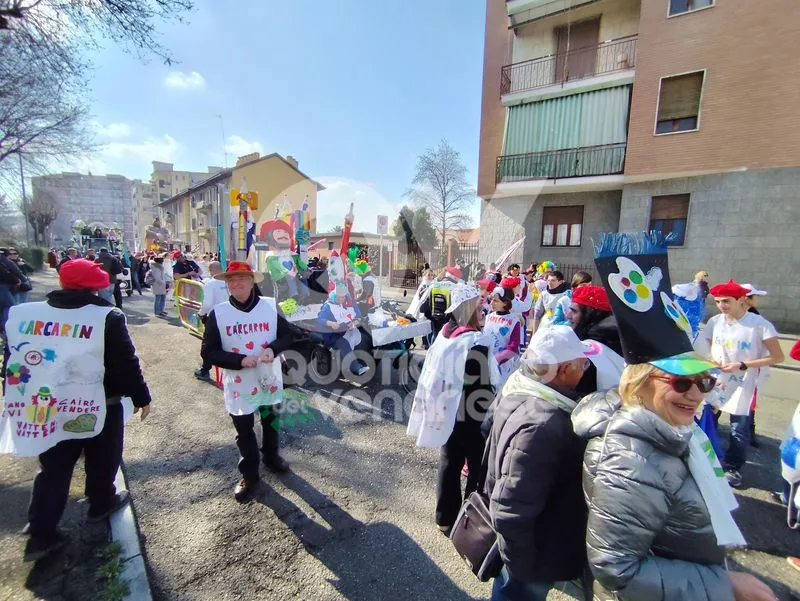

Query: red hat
left=790, top=340, right=800, bottom=362
left=213, top=261, right=264, bottom=283
left=709, top=279, right=749, bottom=299
left=259, top=219, right=293, bottom=240
left=445, top=266, right=462, bottom=281
left=59, top=258, right=110, bottom=291
left=499, top=276, right=521, bottom=289
left=572, top=285, right=612, bottom=312
left=476, top=277, right=497, bottom=292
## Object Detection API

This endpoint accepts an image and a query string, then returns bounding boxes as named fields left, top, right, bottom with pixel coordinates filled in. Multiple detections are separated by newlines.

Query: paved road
left=3, top=272, right=799, bottom=600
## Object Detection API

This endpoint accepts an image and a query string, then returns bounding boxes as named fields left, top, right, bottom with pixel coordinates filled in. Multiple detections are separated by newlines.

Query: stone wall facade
left=619, top=167, right=800, bottom=331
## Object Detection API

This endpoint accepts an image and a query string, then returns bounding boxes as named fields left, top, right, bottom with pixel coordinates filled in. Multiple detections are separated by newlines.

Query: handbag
left=449, top=441, right=503, bottom=582
left=449, top=490, right=502, bottom=581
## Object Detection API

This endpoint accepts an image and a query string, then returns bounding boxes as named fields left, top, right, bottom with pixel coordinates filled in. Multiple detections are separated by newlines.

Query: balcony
left=501, top=35, right=637, bottom=97
left=496, top=142, right=626, bottom=183
left=507, top=0, right=601, bottom=28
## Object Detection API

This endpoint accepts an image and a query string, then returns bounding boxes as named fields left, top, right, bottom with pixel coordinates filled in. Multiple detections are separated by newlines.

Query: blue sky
left=77, top=0, right=487, bottom=232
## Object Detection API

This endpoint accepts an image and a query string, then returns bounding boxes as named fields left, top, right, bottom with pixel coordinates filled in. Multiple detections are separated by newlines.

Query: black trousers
left=230, top=404, right=282, bottom=481
left=28, top=404, right=124, bottom=537
left=436, top=420, right=486, bottom=528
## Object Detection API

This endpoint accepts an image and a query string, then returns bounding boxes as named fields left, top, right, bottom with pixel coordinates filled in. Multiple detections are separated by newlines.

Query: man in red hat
left=701, top=279, right=784, bottom=488
left=2, top=259, right=151, bottom=561
left=200, top=261, right=295, bottom=502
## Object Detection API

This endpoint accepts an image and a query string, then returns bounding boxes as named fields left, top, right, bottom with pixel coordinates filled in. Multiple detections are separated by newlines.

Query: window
left=656, top=71, right=704, bottom=134
left=669, top=0, right=713, bottom=16
left=327, top=241, right=334, bottom=251
left=541, top=205, right=583, bottom=247
left=191, top=218, right=197, bottom=230
left=649, top=194, right=689, bottom=246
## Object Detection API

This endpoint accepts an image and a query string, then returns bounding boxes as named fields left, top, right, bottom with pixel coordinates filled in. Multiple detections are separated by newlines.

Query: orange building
left=478, top=0, right=800, bottom=328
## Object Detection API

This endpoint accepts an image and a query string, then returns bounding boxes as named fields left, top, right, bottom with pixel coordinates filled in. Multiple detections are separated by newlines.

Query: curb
left=111, top=467, right=152, bottom=601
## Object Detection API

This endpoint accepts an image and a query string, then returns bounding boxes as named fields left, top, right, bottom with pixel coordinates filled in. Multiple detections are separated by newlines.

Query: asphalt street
left=2, top=271, right=799, bottom=600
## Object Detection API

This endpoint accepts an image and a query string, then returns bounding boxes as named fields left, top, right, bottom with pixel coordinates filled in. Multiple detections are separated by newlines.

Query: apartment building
left=478, top=0, right=800, bottom=328
left=158, top=152, right=324, bottom=257
left=31, top=173, right=133, bottom=246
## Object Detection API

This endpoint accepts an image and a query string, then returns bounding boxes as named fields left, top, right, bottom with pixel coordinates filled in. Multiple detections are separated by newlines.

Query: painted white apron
left=216, top=298, right=283, bottom=416
left=1, top=302, right=114, bottom=456
left=484, top=312, right=520, bottom=387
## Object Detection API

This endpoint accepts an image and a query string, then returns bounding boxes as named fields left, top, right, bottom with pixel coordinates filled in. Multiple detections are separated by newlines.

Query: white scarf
left=686, top=424, right=746, bottom=547
left=501, top=369, right=577, bottom=414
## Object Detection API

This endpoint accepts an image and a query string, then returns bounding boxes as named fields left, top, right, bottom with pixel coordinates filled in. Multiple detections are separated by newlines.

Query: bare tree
left=23, top=188, right=58, bottom=245
left=0, top=39, right=93, bottom=186
left=0, top=0, right=194, bottom=180
left=406, top=140, right=475, bottom=257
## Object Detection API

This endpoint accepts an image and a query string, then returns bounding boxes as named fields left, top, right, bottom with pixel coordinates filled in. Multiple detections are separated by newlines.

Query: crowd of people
left=407, top=236, right=795, bottom=601
left=1, top=232, right=798, bottom=599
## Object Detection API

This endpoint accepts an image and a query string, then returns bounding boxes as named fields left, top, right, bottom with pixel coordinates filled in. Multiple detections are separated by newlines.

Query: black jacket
left=96, top=252, right=123, bottom=278
left=2, top=290, right=152, bottom=407
left=201, top=289, right=294, bottom=370
left=484, top=382, right=587, bottom=583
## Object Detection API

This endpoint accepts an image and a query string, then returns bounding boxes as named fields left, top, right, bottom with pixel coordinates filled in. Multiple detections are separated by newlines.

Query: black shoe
left=194, top=369, right=213, bottom=382
left=24, top=530, right=67, bottom=562
left=262, top=453, right=290, bottom=474
left=234, top=477, right=259, bottom=502
left=750, top=436, right=760, bottom=449
left=87, top=491, right=131, bottom=523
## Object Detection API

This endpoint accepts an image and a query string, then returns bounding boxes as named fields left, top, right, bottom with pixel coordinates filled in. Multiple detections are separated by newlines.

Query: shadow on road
left=255, top=472, right=479, bottom=601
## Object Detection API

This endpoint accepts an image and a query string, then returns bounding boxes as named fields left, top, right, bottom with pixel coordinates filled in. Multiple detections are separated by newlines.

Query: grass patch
left=96, top=542, right=130, bottom=601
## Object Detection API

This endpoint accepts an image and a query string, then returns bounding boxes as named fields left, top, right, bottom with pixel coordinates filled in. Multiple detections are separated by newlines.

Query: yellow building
left=157, top=152, right=323, bottom=256
left=231, top=152, right=323, bottom=234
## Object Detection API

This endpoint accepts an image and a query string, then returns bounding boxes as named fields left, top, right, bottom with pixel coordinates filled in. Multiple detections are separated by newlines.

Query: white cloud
left=225, top=135, right=264, bottom=158
left=163, top=71, right=206, bottom=90
left=92, top=121, right=132, bottom=139
left=101, top=134, right=181, bottom=163
left=316, top=177, right=404, bottom=234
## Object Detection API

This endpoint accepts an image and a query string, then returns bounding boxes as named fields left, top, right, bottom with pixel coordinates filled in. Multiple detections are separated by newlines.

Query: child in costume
left=484, top=279, right=522, bottom=388
left=317, top=281, right=368, bottom=376
left=407, top=283, right=499, bottom=532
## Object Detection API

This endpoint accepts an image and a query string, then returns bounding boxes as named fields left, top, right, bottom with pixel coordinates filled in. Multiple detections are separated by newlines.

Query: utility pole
left=18, top=149, right=31, bottom=246
left=216, top=114, right=228, bottom=168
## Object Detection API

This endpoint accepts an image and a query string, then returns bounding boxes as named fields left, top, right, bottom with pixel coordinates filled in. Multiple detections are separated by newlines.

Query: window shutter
left=542, top=205, right=584, bottom=225
left=658, top=73, right=704, bottom=121
left=650, top=195, right=690, bottom=220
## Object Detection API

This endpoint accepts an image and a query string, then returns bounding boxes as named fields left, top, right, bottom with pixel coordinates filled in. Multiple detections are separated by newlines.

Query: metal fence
left=500, top=35, right=637, bottom=95
left=496, top=142, right=626, bottom=183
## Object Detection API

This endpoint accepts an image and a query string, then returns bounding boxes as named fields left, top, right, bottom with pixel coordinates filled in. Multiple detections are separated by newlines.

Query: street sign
left=377, top=215, right=389, bottom=236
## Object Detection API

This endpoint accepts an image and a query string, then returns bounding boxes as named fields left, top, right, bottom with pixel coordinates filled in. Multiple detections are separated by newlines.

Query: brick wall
left=626, top=0, right=800, bottom=176
left=619, top=167, right=800, bottom=331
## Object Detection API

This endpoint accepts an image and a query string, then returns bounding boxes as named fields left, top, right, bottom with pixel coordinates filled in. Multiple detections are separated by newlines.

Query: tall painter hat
left=593, top=232, right=715, bottom=376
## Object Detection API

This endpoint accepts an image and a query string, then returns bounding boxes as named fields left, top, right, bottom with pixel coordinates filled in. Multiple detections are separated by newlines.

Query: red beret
left=499, top=276, right=521, bottom=289
left=445, top=266, right=463, bottom=280
left=476, top=278, right=496, bottom=292
left=709, top=279, right=749, bottom=299
left=572, top=285, right=612, bottom=312
left=59, top=259, right=110, bottom=291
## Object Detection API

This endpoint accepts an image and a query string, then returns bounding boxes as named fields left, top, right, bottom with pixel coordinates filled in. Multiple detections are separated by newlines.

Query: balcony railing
left=496, top=142, right=626, bottom=183
left=501, top=35, right=637, bottom=95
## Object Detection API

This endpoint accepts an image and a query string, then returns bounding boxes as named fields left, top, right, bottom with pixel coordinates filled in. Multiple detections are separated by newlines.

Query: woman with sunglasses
left=572, top=363, right=776, bottom=601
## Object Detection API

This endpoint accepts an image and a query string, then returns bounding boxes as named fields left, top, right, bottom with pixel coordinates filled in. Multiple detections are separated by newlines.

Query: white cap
left=522, top=325, right=596, bottom=366
left=444, top=283, right=480, bottom=314
left=742, top=283, right=767, bottom=297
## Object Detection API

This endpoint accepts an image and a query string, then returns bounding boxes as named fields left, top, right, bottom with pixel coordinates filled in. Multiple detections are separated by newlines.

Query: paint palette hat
left=593, top=232, right=715, bottom=376
left=444, top=283, right=480, bottom=315
left=213, top=261, right=264, bottom=283
left=59, top=258, right=110, bottom=291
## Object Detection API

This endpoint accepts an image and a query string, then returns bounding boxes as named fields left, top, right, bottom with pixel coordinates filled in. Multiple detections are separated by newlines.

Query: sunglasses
left=650, top=374, right=717, bottom=394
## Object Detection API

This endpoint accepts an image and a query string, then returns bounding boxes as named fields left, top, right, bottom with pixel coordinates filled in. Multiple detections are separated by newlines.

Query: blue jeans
left=154, top=294, right=166, bottom=315
left=12, top=291, right=28, bottom=304
left=724, top=413, right=752, bottom=471
left=492, top=567, right=553, bottom=601
left=131, top=271, right=142, bottom=293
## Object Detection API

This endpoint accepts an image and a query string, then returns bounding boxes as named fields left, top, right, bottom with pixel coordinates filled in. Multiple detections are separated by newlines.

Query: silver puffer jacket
left=571, top=391, right=735, bottom=601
